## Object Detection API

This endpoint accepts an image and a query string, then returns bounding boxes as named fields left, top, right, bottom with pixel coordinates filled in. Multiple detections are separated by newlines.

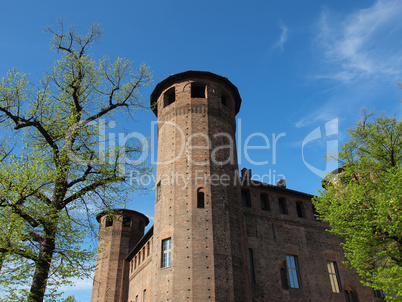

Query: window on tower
left=164, top=87, right=175, bottom=107
left=123, top=215, right=132, bottom=227
left=161, top=238, right=172, bottom=268
left=191, top=82, right=206, bottom=98
left=197, top=188, right=205, bottom=208
left=105, top=216, right=113, bottom=227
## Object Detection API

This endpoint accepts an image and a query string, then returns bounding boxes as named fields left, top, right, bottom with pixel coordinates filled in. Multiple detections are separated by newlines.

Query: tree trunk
left=28, top=224, right=57, bottom=302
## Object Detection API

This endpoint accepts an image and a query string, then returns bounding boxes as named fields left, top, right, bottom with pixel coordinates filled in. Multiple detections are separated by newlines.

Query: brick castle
left=90, top=71, right=382, bottom=302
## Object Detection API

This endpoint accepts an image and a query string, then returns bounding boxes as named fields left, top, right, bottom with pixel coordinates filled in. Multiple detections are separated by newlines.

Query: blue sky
left=1, top=0, right=401, bottom=300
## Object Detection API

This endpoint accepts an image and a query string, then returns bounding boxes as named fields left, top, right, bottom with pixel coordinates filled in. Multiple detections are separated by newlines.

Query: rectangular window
left=156, top=181, right=161, bottom=201
left=135, top=295, right=138, bottom=302
left=279, top=197, right=288, bottom=214
left=242, top=190, right=251, bottom=207
left=143, top=289, right=146, bottom=302
left=286, top=255, right=301, bottom=288
left=161, top=238, right=172, bottom=268
left=327, top=261, right=342, bottom=293
left=248, top=248, right=256, bottom=284
left=260, top=194, right=270, bottom=211
left=374, top=289, right=384, bottom=299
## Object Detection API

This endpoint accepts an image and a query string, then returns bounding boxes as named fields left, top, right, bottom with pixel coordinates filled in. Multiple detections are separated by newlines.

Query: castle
left=90, top=71, right=383, bottom=302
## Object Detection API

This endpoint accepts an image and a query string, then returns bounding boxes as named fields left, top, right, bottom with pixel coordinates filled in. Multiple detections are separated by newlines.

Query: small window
left=327, top=261, right=342, bottom=293
left=242, top=190, right=251, bottom=207
left=143, top=289, right=146, bottom=302
left=164, top=87, right=175, bottom=107
left=156, top=181, right=161, bottom=201
left=197, top=189, right=205, bottom=208
left=374, top=289, right=384, bottom=299
left=134, top=256, right=137, bottom=269
left=161, top=238, right=172, bottom=268
left=248, top=248, right=256, bottom=284
left=278, top=197, right=288, bottom=214
left=191, top=83, right=206, bottom=98
left=296, top=202, right=305, bottom=218
left=105, top=216, right=113, bottom=227
left=135, top=295, right=138, bottom=302
left=260, top=194, right=270, bottom=211
left=280, top=262, right=289, bottom=290
left=312, top=205, right=320, bottom=221
left=345, top=290, right=357, bottom=302
left=138, top=251, right=141, bottom=265
left=286, top=255, right=301, bottom=288
left=123, top=215, right=132, bottom=227
left=142, top=247, right=146, bottom=261
left=147, top=241, right=150, bottom=257
left=221, top=94, right=227, bottom=106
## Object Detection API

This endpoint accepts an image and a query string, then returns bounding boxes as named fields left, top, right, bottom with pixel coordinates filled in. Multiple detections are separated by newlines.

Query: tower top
left=150, top=70, right=242, bottom=116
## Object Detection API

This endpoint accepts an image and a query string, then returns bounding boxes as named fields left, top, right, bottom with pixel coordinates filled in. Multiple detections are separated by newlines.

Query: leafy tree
left=0, top=22, right=152, bottom=301
left=313, top=110, right=402, bottom=300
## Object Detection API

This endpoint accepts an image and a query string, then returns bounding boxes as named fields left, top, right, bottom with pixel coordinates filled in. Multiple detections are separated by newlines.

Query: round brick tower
left=91, top=209, right=149, bottom=302
left=150, top=71, right=251, bottom=301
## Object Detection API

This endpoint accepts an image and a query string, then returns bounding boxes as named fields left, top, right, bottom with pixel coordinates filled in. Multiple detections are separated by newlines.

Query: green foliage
left=314, top=110, right=402, bottom=300
left=0, top=21, right=152, bottom=301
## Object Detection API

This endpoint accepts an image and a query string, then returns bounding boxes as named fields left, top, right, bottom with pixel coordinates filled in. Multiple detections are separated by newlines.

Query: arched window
left=197, top=188, right=205, bottom=208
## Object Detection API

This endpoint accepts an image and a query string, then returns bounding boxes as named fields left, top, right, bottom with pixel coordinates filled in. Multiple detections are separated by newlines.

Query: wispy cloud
left=273, top=22, right=288, bottom=52
left=314, top=0, right=402, bottom=81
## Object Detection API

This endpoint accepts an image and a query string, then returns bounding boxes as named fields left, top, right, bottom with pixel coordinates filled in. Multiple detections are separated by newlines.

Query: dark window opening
left=296, top=202, right=305, bottom=218
left=374, top=289, right=384, bottom=299
left=105, top=216, right=113, bottom=227
left=123, top=215, right=132, bottom=227
left=280, top=264, right=289, bottom=290
left=221, top=94, right=227, bottom=106
left=191, top=83, right=206, bottom=98
left=312, top=205, right=320, bottom=221
left=242, top=190, right=251, bottom=207
left=345, top=290, right=357, bottom=302
left=164, top=87, right=175, bottom=107
left=197, top=189, right=205, bottom=208
left=156, top=181, right=161, bottom=201
left=260, top=194, right=270, bottom=211
left=248, top=248, right=256, bottom=284
left=278, top=197, right=288, bottom=214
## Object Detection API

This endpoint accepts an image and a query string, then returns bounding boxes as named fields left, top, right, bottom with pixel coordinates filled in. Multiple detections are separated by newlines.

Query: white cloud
left=273, top=22, right=288, bottom=52
left=314, top=0, right=402, bottom=81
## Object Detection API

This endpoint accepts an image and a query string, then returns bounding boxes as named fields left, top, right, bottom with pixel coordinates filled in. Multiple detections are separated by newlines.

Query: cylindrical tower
left=91, top=209, right=149, bottom=302
left=150, top=71, right=251, bottom=301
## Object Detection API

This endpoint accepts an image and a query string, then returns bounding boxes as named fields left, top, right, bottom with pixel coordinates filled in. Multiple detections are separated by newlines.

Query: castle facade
left=90, top=71, right=382, bottom=302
